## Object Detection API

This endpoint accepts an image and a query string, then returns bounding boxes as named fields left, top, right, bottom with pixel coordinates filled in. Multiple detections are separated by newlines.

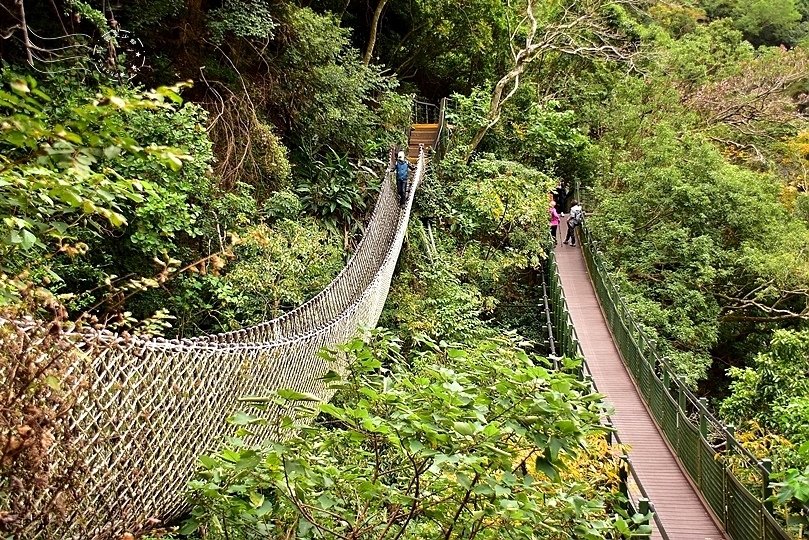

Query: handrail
left=434, top=97, right=450, bottom=159
left=5, top=144, right=429, bottom=538
left=412, top=98, right=439, bottom=125
left=543, top=255, right=662, bottom=539
left=578, top=220, right=797, bottom=540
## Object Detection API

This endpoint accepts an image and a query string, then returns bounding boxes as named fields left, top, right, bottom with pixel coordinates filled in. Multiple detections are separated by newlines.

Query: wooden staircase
left=407, top=123, right=440, bottom=163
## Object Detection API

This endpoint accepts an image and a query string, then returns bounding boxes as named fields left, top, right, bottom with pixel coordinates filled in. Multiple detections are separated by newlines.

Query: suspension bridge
left=3, top=101, right=800, bottom=540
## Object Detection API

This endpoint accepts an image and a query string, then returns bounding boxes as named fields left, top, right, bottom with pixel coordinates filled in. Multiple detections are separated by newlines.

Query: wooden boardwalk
left=407, top=123, right=439, bottom=162
left=555, top=223, right=727, bottom=540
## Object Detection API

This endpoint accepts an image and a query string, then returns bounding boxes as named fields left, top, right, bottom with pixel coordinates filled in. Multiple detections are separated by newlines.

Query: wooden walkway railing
left=549, top=217, right=799, bottom=540
left=553, top=223, right=725, bottom=539
left=542, top=260, right=658, bottom=537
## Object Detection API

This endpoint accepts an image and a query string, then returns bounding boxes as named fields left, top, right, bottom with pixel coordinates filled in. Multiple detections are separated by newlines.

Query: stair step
left=405, top=122, right=441, bottom=163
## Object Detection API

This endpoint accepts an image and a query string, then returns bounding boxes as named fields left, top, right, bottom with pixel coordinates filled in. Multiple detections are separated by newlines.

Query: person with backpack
left=394, top=151, right=415, bottom=207
left=563, top=200, right=584, bottom=246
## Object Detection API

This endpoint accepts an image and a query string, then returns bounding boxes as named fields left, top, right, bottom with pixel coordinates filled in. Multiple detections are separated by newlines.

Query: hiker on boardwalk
left=553, top=182, right=567, bottom=213
left=394, top=151, right=415, bottom=207
left=549, top=203, right=561, bottom=246
left=563, top=200, right=583, bottom=246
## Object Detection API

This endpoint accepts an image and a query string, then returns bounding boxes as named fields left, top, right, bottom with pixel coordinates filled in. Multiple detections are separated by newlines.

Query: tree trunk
left=464, top=61, right=529, bottom=162
left=15, top=0, right=33, bottom=66
left=362, top=0, right=389, bottom=66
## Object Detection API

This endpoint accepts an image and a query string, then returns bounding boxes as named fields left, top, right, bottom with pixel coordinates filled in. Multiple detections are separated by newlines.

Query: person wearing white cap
left=394, top=151, right=415, bottom=207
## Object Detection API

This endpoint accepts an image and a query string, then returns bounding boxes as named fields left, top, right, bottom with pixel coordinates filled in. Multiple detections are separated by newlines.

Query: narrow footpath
left=554, top=222, right=727, bottom=540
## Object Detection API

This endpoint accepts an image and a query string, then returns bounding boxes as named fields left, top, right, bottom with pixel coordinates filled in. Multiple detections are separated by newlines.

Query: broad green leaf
left=317, top=493, right=338, bottom=510
left=19, top=229, right=36, bottom=250
left=249, top=491, right=264, bottom=508
left=277, top=389, right=320, bottom=401
left=44, top=375, right=61, bottom=390
left=452, top=421, right=475, bottom=436
left=228, top=411, right=262, bottom=426
left=10, top=79, right=30, bottom=94
left=534, top=457, right=560, bottom=482
left=178, top=518, right=199, bottom=535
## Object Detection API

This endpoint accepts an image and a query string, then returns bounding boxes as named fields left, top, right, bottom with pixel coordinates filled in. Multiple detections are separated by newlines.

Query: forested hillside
left=1, top=0, right=809, bottom=537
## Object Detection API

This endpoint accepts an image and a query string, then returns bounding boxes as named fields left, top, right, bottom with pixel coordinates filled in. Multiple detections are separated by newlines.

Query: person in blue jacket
left=394, top=151, right=415, bottom=207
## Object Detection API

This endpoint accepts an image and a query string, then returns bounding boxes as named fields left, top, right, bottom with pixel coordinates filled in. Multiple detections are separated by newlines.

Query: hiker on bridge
left=395, top=151, right=415, bottom=207
left=552, top=182, right=568, bottom=213
left=549, top=203, right=561, bottom=246
left=563, top=200, right=584, bottom=246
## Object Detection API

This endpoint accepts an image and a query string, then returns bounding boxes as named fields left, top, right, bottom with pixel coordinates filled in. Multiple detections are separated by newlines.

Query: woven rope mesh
left=3, top=148, right=425, bottom=539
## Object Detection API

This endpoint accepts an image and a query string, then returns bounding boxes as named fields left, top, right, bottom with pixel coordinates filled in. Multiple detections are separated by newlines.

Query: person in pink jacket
left=549, top=203, right=561, bottom=246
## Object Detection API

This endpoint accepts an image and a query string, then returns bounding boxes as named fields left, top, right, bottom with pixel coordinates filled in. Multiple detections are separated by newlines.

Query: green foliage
left=383, top=243, right=489, bottom=343
left=262, top=190, right=303, bottom=220
left=730, top=0, right=803, bottom=46
left=439, top=156, right=554, bottom=272
left=184, top=330, right=648, bottom=539
left=216, top=220, right=343, bottom=325
left=251, top=122, right=292, bottom=192
left=653, top=19, right=753, bottom=88
left=698, top=0, right=809, bottom=46
left=120, top=101, right=215, bottom=255
left=376, top=0, right=512, bottom=95
left=0, top=75, right=192, bottom=303
left=124, top=0, right=185, bottom=30
left=295, top=147, right=381, bottom=234
left=586, top=64, right=809, bottom=384
left=495, top=99, right=594, bottom=184
left=770, top=466, right=809, bottom=534
left=208, top=0, right=277, bottom=44
left=648, top=2, right=707, bottom=37
left=65, top=0, right=109, bottom=32
left=443, top=88, right=494, bottom=155
left=273, top=5, right=406, bottom=158
left=721, top=330, right=809, bottom=448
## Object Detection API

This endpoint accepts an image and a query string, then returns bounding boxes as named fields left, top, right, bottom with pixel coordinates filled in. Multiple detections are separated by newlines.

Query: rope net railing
left=2, top=146, right=427, bottom=539
left=578, top=221, right=797, bottom=540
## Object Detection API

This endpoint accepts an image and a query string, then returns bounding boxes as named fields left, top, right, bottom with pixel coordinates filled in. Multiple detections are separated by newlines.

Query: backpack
left=395, top=160, right=409, bottom=181
left=568, top=206, right=583, bottom=226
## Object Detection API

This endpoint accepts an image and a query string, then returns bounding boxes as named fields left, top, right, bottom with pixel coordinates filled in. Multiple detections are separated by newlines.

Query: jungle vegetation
left=1, top=0, right=809, bottom=537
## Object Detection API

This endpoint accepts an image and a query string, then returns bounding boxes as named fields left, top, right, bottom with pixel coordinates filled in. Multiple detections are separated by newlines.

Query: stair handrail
left=578, top=219, right=800, bottom=539
left=434, top=97, right=451, bottom=159
left=412, top=98, right=439, bottom=125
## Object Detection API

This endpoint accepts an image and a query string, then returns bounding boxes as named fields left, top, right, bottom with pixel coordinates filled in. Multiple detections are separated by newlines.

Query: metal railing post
left=619, top=455, right=630, bottom=502
left=698, top=397, right=708, bottom=439
left=761, top=458, right=773, bottom=514
left=726, top=425, right=735, bottom=455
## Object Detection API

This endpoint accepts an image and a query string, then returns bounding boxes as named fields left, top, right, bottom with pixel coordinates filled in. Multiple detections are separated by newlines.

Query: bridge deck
left=555, top=223, right=726, bottom=540
left=408, top=124, right=439, bottom=162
